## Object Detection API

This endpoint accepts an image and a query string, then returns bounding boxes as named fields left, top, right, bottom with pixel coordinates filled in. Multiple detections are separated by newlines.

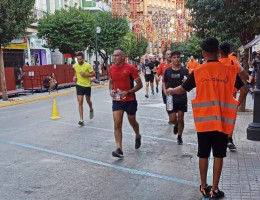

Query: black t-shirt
left=164, top=67, right=189, bottom=104
left=151, top=60, right=160, bottom=74
left=144, top=63, right=155, bottom=76
left=182, top=70, right=244, bottom=91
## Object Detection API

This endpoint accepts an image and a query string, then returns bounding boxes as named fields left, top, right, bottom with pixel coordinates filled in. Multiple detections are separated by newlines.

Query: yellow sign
left=1, top=43, right=28, bottom=50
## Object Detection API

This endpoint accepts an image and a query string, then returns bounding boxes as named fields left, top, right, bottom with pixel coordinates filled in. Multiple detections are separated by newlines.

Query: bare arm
left=121, top=77, right=143, bottom=98
left=109, top=78, right=115, bottom=97
left=166, top=85, right=186, bottom=96
left=239, top=70, right=247, bottom=83
left=80, top=70, right=95, bottom=77
left=238, top=85, right=248, bottom=106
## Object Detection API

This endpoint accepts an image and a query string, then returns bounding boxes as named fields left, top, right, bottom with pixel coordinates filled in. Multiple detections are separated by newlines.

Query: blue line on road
left=0, top=138, right=198, bottom=187
left=50, top=120, right=198, bottom=146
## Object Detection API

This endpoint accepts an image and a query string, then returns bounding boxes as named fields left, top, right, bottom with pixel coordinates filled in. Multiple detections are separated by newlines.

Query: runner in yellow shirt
left=73, top=52, right=95, bottom=126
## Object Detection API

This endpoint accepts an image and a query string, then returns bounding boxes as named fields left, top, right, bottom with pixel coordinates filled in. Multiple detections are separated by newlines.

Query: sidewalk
left=0, top=80, right=108, bottom=108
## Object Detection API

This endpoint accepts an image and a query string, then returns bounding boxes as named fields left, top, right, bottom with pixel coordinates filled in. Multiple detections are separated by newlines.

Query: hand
left=182, top=76, right=187, bottom=83
left=73, top=76, right=77, bottom=82
left=110, top=89, right=116, bottom=97
left=166, top=88, right=174, bottom=96
left=80, top=71, right=85, bottom=77
left=120, top=91, right=127, bottom=99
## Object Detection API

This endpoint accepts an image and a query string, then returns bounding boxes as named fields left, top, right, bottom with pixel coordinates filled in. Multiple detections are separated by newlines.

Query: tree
left=185, top=0, right=260, bottom=111
left=118, top=32, right=148, bottom=61
left=37, top=7, right=95, bottom=61
left=186, top=34, right=202, bottom=59
left=0, top=0, right=35, bottom=100
left=93, top=12, right=129, bottom=63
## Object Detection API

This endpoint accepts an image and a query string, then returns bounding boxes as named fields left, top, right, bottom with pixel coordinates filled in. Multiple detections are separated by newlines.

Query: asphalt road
left=0, top=83, right=204, bottom=200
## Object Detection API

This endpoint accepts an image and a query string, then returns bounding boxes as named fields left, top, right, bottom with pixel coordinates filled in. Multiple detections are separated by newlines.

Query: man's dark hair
left=220, top=42, right=231, bottom=55
left=200, top=37, right=219, bottom=53
left=171, top=51, right=181, bottom=57
left=77, top=52, right=84, bottom=58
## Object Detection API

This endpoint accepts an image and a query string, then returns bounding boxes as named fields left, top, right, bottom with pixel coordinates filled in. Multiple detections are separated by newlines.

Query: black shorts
left=145, top=74, right=154, bottom=82
left=197, top=131, right=228, bottom=158
left=112, top=100, right=137, bottom=115
left=76, top=85, right=91, bottom=96
left=167, top=103, right=187, bottom=114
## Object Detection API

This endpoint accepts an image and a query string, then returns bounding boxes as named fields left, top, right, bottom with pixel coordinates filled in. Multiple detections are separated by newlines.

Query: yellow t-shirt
left=73, top=62, right=93, bottom=87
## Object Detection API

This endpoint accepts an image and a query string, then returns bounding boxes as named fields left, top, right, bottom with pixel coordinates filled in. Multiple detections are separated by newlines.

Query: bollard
left=247, top=60, right=260, bottom=140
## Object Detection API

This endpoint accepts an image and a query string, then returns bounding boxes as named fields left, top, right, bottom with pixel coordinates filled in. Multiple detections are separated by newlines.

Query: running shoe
left=112, top=148, right=124, bottom=158
left=156, top=86, right=159, bottom=93
left=200, top=185, right=212, bottom=198
left=227, top=138, right=237, bottom=150
left=78, top=120, right=84, bottom=126
left=151, top=90, right=155, bottom=95
left=210, top=189, right=224, bottom=199
left=90, top=110, right=94, bottom=119
left=177, top=136, right=183, bottom=145
left=135, top=135, right=141, bottom=149
left=145, top=94, right=149, bottom=98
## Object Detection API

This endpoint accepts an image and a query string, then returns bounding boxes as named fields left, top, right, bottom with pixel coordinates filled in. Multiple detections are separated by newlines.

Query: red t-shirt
left=110, top=63, right=140, bottom=102
left=157, top=62, right=172, bottom=81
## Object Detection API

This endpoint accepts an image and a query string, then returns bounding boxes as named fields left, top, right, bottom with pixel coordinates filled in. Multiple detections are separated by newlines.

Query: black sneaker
left=227, top=138, right=237, bottom=150
left=177, top=136, right=183, bottom=145
left=135, top=135, right=141, bottom=149
left=145, top=94, right=149, bottom=98
left=200, top=185, right=212, bottom=198
left=210, top=189, right=224, bottom=199
left=156, top=86, right=159, bottom=93
left=173, top=124, right=178, bottom=135
left=78, top=120, right=84, bottom=126
left=112, top=148, right=124, bottom=158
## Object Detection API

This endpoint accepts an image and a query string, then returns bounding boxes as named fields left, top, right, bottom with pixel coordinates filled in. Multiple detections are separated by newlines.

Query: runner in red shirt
left=109, top=49, right=143, bottom=158
left=156, top=50, right=172, bottom=104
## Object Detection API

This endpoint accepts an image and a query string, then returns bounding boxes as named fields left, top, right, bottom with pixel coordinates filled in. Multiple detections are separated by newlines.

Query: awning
left=241, top=35, right=260, bottom=50
left=1, top=43, right=28, bottom=50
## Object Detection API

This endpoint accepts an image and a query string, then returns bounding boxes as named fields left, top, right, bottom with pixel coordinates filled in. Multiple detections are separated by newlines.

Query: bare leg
left=145, top=82, right=149, bottom=95
left=127, top=114, right=141, bottom=139
left=86, top=96, right=93, bottom=112
left=150, top=82, right=154, bottom=91
left=113, top=110, right=124, bottom=149
left=212, top=157, right=223, bottom=191
left=177, top=111, right=184, bottom=136
left=77, top=95, right=84, bottom=120
left=199, top=158, right=209, bottom=188
left=168, top=112, right=177, bottom=124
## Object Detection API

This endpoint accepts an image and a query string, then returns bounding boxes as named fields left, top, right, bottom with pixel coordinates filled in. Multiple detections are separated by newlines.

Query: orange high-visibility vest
left=187, top=60, right=198, bottom=74
left=192, top=61, right=239, bottom=134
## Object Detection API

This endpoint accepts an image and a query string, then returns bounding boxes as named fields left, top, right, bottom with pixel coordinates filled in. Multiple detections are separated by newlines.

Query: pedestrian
left=143, top=58, right=156, bottom=98
left=166, top=38, right=247, bottom=199
left=149, top=54, right=160, bottom=93
left=156, top=50, right=172, bottom=117
left=187, top=55, right=198, bottom=74
left=219, top=41, right=247, bottom=150
left=163, top=51, right=189, bottom=144
left=109, top=49, right=143, bottom=158
left=73, top=52, right=95, bottom=126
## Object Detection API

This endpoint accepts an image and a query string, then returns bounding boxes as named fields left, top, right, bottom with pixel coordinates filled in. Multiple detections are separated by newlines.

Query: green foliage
left=119, top=32, right=148, bottom=60
left=0, top=0, right=35, bottom=45
left=94, top=12, right=129, bottom=54
left=37, top=7, right=95, bottom=57
left=185, top=0, right=260, bottom=45
left=186, top=34, right=202, bottom=58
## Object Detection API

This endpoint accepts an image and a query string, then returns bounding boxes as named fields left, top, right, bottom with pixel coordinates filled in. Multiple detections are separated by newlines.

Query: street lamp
left=95, top=26, right=101, bottom=81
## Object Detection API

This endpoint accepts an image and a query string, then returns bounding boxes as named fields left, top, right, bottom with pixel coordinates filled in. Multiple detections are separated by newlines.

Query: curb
left=0, top=83, right=108, bottom=108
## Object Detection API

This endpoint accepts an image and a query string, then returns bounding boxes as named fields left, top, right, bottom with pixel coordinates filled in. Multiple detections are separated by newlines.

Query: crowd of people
left=71, top=37, right=253, bottom=199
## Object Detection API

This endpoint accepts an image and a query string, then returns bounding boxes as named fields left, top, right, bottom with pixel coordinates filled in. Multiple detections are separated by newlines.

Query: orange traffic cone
left=50, top=99, right=61, bottom=120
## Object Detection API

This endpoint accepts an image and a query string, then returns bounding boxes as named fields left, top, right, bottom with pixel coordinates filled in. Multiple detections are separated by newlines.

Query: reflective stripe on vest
left=194, top=115, right=236, bottom=125
left=192, top=100, right=238, bottom=110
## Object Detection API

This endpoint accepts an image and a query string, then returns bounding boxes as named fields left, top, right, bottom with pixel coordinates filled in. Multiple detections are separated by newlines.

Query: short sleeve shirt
left=144, top=63, right=155, bottom=75
left=73, top=62, right=93, bottom=87
left=157, top=62, right=172, bottom=81
left=164, top=67, right=189, bottom=104
left=110, top=63, right=140, bottom=102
